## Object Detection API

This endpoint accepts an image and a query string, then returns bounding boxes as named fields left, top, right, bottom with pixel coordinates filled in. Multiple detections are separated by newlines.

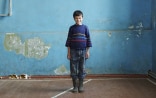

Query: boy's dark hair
left=73, top=10, right=83, bottom=18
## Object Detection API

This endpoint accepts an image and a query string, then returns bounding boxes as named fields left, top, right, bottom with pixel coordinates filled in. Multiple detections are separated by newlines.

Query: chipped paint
left=85, top=68, right=92, bottom=74
left=108, top=32, right=112, bottom=37
left=136, top=34, right=140, bottom=38
left=4, top=33, right=23, bottom=53
left=24, top=37, right=50, bottom=59
left=54, top=65, right=69, bottom=75
left=128, top=22, right=144, bottom=30
left=128, top=25, right=135, bottom=29
left=126, top=38, right=129, bottom=40
left=136, top=22, right=143, bottom=29
left=4, top=33, right=51, bottom=60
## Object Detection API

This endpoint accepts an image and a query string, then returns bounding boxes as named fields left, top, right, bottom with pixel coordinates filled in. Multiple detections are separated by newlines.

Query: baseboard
left=0, top=74, right=148, bottom=79
left=148, top=70, right=156, bottom=80
left=22, top=74, right=148, bottom=79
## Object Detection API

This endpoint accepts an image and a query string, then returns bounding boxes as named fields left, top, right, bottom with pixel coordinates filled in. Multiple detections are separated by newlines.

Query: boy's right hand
left=67, top=47, right=71, bottom=60
left=67, top=53, right=71, bottom=60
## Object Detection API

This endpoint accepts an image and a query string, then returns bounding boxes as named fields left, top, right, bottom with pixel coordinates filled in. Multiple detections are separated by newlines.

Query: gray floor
left=0, top=78, right=156, bottom=98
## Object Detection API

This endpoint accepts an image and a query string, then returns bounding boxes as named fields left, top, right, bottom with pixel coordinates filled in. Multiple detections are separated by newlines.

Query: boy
left=65, top=10, right=92, bottom=93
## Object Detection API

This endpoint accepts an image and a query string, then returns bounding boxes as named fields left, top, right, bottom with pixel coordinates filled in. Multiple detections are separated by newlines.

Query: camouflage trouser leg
left=70, top=49, right=86, bottom=80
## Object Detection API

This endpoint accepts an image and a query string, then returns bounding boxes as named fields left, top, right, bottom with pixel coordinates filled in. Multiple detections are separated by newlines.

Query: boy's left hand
left=85, top=51, right=90, bottom=59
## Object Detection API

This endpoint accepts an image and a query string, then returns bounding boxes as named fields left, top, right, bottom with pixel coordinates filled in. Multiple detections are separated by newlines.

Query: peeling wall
left=4, top=33, right=50, bottom=59
left=0, top=0, right=153, bottom=76
left=54, top=65, right=69, bottom=75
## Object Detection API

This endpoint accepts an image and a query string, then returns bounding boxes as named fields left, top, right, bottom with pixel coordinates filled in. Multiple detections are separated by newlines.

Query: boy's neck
left=75, top=23, right=82, bottom=25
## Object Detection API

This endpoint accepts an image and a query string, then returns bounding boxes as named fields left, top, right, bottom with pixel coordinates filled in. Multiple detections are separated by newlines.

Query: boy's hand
left=67, top=47, right=71, bottom=60
left=85, top=47, right=90, bottom=59
left=67, top=53, right=71, bottom=60
left=85, top=51, right=90, bottom=59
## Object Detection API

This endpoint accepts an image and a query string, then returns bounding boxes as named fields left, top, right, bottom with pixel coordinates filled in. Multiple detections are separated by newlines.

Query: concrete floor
left=0, top=78, right=156, bottom=98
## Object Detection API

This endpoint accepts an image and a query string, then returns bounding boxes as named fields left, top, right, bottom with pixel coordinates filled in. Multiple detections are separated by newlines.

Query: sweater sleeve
left=85, top=26, right=92, bottom=47
left=65, top=27, right=72, bottom=47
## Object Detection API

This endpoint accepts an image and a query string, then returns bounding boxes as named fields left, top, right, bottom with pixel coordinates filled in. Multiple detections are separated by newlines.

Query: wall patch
left=54, top=65, right=69, bottom=75
left=4, top=33, right=51, bottom=59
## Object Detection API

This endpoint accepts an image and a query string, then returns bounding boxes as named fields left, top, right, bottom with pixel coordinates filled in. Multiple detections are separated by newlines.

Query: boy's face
left=74, top=15, right=83, bottom=25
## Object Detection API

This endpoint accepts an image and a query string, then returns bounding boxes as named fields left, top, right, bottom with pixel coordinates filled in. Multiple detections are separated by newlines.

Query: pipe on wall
left=0, top=0, right=12, bottom=16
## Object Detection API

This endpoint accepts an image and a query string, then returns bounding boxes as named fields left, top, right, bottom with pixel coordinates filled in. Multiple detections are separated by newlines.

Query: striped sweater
left=65, top=24, right=92, bottom=49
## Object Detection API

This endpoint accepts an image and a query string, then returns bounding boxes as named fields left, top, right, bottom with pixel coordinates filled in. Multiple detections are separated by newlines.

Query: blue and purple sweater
left=65, top=24, right=92, bottom=49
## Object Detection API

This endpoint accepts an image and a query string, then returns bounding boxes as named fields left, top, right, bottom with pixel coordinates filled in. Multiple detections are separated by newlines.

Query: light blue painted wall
left=0, top=0, right=153, bottom=76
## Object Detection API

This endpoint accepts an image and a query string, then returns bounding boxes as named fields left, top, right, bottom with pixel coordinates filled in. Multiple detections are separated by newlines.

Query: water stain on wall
left=54, top=65, right=69, bottom=75
left=4, top=33, right=51, bottom=60
left=85, top=68, right=92, bottom=74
